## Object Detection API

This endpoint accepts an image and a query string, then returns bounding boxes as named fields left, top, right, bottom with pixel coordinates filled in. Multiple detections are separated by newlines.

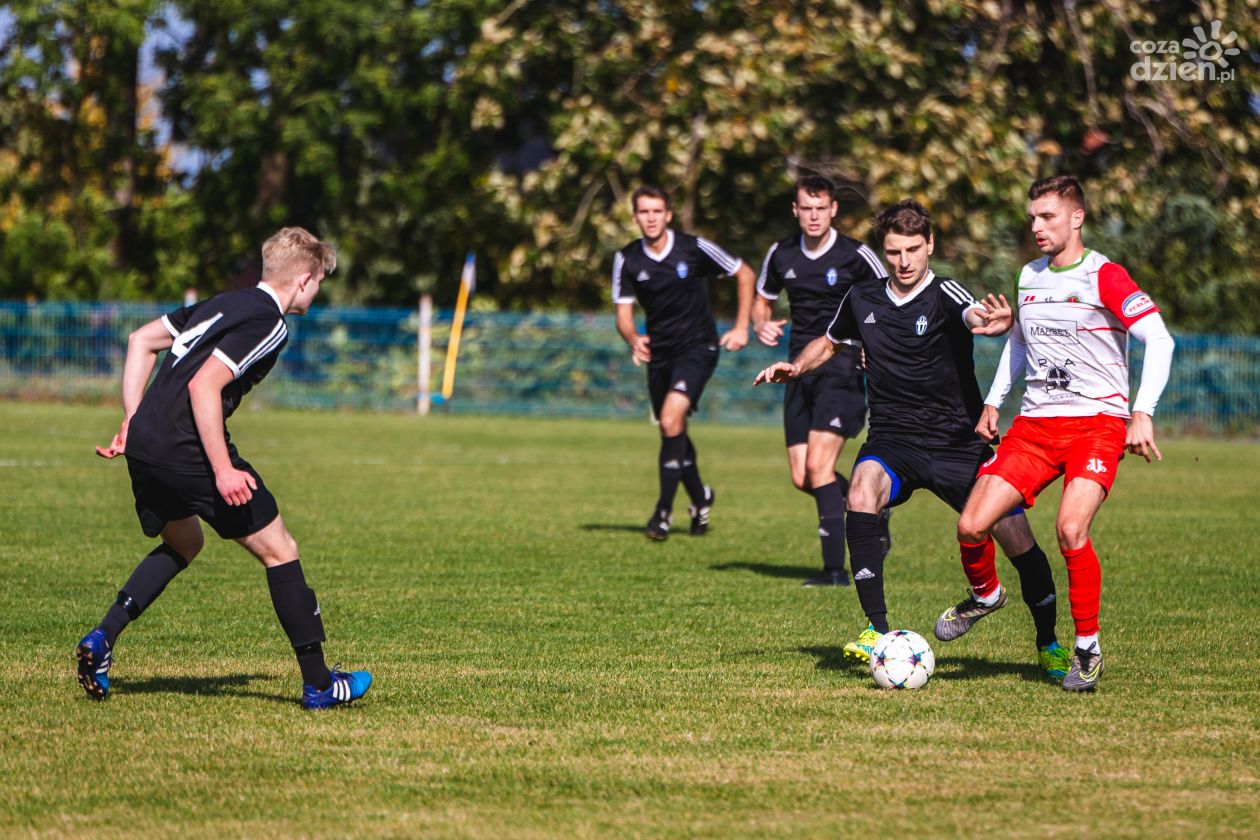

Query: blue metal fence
left=1, top=300, right=1256, bottom=432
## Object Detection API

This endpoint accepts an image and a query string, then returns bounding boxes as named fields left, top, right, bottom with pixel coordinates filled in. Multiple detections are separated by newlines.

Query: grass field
left=2, top=401, right=1258, bottom=838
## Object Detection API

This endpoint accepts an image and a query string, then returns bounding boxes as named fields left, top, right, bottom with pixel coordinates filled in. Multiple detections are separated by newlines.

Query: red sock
left=959, top=537, right=999, bottom=598
left=1062, top=540, right=1101, bottom=636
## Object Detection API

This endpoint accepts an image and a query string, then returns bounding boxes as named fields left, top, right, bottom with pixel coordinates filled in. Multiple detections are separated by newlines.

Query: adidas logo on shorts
left=854, top=567, right=876, bottom=580
left=829, top=417, right=842, bottom=429
left=674, top=381, right=688, bottom=392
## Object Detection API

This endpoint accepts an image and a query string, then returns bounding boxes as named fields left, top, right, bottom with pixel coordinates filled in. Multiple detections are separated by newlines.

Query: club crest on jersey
left=825, top=268, right=838, bottom=286
left=915, top=315, right=928, bottom=336
left=1122, top=291, right=1155, bottom=318
left=676, top=261, right=689, bottom=279
left=1065, top=292, right=1084, bottom=303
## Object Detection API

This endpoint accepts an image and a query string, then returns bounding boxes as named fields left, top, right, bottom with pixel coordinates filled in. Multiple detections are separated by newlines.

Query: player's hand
left=970, top=294, right=1012, bottom=336
left=95, top=419, right=129, bottom=459
left=215, top=466, right=258, bottom=506
left=629, top=334, right=651, bottom=367
left=975, top=405, right=1001, bottom=442
left=1125, top=412, right=1162, bottom=463
left=754, top=319, right=787, bottom=347
left=719, top=325, right=749, bottom=352
left=753, top=362, right=798, bottom=386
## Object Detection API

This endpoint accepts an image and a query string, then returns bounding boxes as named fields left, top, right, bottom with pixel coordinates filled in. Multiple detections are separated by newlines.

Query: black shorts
left=783, top=372, right=867, bottom=447
left=126, top=456, right=280, bottom=540
left=646, top=343, right=719, bottom=417
left=853, top=436, right=992, bottom=513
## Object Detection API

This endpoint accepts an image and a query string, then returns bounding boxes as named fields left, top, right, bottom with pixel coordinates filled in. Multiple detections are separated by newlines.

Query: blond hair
left=261, top=227, right=337, bottom=282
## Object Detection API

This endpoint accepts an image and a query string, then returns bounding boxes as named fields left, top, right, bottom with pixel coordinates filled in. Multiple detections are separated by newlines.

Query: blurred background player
left=79, top=227, right=372, bottom=710
left=947, top=175, right=1175, bottom=692
left=752, top=174, right=887, bottom=587
left=612, top=185, right=755, bottom=539
left=755, top=201, right=1067, bottom=676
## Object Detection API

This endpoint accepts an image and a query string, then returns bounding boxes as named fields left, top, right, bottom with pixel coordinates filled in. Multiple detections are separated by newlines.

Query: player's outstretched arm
left=97, top=318, right=175, bottom=459
left=754, top=334, right=837, bottom=386
left=753, top=362, right=798, bottom=386
left=719, top=262, right=756, bottom=352
left=615, top=303, right=651, bottom=367
left=967, top=294, right=1012, bottom=336
left=189, top=357, right=257, bottom=506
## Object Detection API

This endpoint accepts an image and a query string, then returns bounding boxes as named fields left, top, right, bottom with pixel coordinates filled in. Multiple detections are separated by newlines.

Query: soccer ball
left=870, top=629, right=935, bottom=689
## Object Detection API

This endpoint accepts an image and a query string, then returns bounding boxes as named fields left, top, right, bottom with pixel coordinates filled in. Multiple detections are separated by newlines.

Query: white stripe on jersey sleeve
left=212, top=348, right=242, bottom=378
left=237, top=321, right=287, bottom=374
left=160, top=314, right=180, bottom=338
left=216, top=320, right=286, bottom=380
left=611, top=251, right=635, bottom=304
left=696, top=237, right=743, bottom=276
left=756, top=242, right=780, bottom=300
left=941, top=279, right=976, bottom=306
left=857, top=244, right=889, bottom=279
left=824, top=289, right=855, bottom=343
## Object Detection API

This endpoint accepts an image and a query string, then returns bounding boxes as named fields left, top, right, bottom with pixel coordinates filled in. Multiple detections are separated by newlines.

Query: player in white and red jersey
left=933, top=176, right=1175, bottom=692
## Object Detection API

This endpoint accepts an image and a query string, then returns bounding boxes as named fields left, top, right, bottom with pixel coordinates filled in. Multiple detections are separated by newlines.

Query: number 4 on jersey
left=170, top=313, right=224, bottom=364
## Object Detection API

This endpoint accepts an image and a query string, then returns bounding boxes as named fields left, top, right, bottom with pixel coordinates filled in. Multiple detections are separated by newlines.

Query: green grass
left=2, top=402, right=1258, bottom=838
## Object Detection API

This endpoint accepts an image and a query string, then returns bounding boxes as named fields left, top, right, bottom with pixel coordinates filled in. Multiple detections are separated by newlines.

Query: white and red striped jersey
left=1009, top=250, right=1158, bottom=418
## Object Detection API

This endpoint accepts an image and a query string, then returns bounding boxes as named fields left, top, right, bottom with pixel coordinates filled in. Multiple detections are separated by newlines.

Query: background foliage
left=1, top=1, right=1257, bottom=330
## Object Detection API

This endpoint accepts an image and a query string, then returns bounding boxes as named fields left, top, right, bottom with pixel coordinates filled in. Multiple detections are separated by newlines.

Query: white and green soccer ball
left=870, top=629, right=935, bottom=689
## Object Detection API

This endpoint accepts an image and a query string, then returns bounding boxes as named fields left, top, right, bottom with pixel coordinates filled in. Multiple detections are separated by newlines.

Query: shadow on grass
left=934, top=654, right=1049, bottom=683
left=799, top=648, right=1048, bottom=683
left=113, top=672, right=293, bottom=704
left=711, top=561, right=818, bottom=580
left=580, top=523, right=648, bottom=534
left=800, top=646, right=869, bottom=674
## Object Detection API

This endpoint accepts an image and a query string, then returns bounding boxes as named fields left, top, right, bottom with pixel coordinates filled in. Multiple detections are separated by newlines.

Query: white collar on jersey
left=642, top=229, right=675, bottom=263
left=884, top=269, right=935, bottom=307
left=256, top=281, right=285, bottom=314
left=799, top=228, right=837, bottom=260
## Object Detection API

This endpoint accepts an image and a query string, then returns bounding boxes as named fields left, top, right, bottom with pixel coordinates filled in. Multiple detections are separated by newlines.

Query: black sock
left=680, top=436, right=707, bottom=505
left=656, top=433, right=688, bottom=512
left=266, top=560, right=330, bottom=689
left=295, top=642, right=331, bottom=690
left=846, top=511, right=889, bottom=633
left=99, top=544, right=190, bottom=645
left=813, top=480, right=847, bottom=573
left=1007, top=543, right=1058, bottom=648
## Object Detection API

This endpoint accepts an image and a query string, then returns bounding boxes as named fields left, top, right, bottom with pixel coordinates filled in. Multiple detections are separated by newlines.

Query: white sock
left=1075, top=634, right=1100, bottom=653
left=974, top=585, right=1003, bottom=607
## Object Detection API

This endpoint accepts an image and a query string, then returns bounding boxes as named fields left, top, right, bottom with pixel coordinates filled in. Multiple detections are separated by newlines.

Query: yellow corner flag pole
left=441, top=253, right=475, bottom=401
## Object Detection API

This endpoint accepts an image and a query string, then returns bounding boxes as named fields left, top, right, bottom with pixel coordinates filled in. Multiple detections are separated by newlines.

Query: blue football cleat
left=301, top=669, right=373, bottom=710
left=76, top=628, right=112, bottom=700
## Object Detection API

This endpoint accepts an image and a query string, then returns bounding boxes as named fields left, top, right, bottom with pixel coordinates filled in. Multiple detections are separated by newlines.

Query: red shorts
left=977, top=415, right=1127, bottom=509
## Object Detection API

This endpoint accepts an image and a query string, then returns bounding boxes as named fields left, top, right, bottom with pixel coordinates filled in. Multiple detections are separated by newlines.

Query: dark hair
left=1029, top=175, right=1086, bottom=210
left=632, top=185, right=672, bottom=212
left=794, top=174, right=835, bottom=202
left=873, top=200, right=932, bottom=243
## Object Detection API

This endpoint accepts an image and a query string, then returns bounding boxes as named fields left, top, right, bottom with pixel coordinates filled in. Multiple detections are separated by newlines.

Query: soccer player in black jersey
left=752, top=175, right=886, bottom=587
left=613, top=185, right=755, bottom=539
left=77, top=227, right=373, bottom=710
left=755, top=201, right=1069, bottom=678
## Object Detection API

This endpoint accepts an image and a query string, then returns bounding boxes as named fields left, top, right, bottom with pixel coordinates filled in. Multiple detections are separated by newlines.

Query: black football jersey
left=126, top=284, right=290, bottom=473
left=612, top=229, right=742, bottom=359
left=757, top=229, right=886, bottom=374
left=827, top=271, right=985, bottom=445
